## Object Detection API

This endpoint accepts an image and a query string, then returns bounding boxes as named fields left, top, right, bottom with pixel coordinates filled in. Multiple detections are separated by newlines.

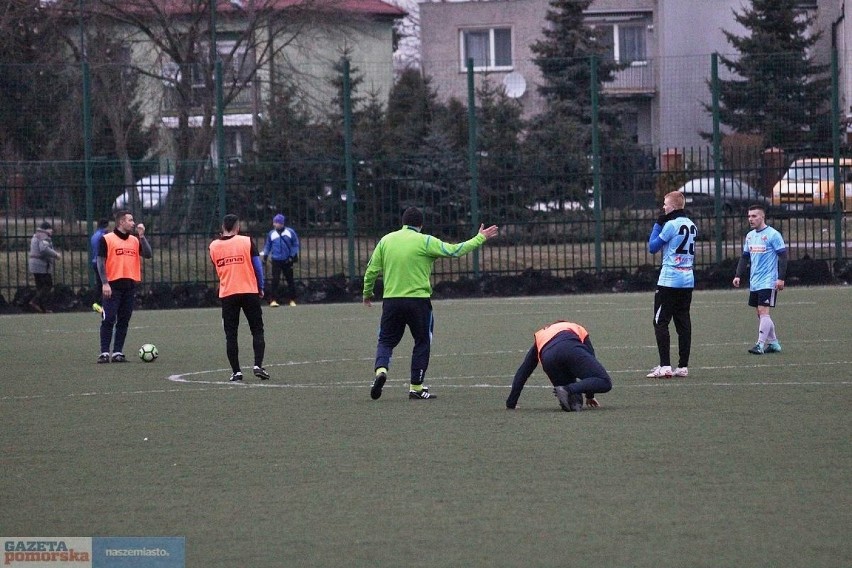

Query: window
left=460, top=28, right=512, bottom=71
left=592, top=22, right=648, bottom=64
left=162, top=39, right=255, bottom=110
left=618, top=26, right=646, bottom=64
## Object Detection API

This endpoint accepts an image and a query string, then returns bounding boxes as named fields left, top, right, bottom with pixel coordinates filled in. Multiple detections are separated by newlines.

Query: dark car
left=676, top=177, right=769, bottom=213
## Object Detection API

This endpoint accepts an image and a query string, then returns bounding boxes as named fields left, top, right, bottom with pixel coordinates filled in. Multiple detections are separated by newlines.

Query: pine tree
left=385, top=68, right=440, bottom=160
left=526, top=0, right=637, bottom=205
left=475, top=78, right=526, bottom=219
left=530, top=0, right=619, bottom=109
left=715, top=0, right=831, bottom=149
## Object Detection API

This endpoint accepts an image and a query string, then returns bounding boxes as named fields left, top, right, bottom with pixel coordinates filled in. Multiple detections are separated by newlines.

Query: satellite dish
left=503, top=72, right=527, bottom=98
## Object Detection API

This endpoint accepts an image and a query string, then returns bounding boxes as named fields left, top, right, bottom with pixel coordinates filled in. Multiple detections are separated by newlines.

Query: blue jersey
left=90, top=228, right=108, bottom=265
left=650, top=215, right=697, bottom=288
left=743, top=225, right=786, bottom=291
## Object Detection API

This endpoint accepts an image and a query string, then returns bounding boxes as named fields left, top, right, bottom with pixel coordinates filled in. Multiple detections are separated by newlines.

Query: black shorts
left=748, top=289, right=778, bottom=308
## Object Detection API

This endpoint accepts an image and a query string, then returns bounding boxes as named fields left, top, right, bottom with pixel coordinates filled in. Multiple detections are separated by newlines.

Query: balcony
left=162, top=84, right=255, bottom=114
left=602, top=59, right=655, bottom=97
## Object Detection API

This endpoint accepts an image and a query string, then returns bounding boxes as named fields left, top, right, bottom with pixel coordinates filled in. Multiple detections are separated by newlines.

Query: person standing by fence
left=28, top=221, right=62, bottom=313
left=96, top=210, right=152, bottom=363
left=89, top=218, right=110, bottom=314
left=260, top=213, right=300, bottom=307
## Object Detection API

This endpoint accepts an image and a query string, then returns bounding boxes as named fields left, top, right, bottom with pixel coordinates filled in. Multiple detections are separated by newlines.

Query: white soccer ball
left=138, top=344, right=159, bottom=362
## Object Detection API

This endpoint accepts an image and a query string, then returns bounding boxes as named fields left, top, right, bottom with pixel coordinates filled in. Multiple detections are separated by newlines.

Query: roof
left=146, top=0, right=405, bottom=18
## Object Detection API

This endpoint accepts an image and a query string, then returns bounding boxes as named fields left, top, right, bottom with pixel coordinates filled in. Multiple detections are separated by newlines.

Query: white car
left=112, top=175, right=174, bottom=212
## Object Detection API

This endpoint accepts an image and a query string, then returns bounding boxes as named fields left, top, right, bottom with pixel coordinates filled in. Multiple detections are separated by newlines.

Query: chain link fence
left=1, top=52, right=849, bottom=303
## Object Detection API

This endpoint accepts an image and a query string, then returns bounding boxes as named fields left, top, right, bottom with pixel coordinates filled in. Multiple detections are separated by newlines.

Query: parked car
left=771, top=158, right=852, bottom=212
left=676, top=177, right=769, bottom=212
left=112, top=175, right=174, bottom=212
left=528, top=189, right=595, bottom=213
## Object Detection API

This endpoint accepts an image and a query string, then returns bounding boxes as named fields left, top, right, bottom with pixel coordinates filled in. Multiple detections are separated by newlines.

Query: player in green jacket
left=363, top=207, right=499, bottom=400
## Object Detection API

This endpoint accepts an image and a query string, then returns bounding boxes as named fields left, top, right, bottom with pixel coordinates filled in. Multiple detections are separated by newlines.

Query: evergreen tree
left=249, top=83, right=331, bottom=225
left=530, top=0, right=620, bottom=109
left=385, top=68, right=440, bottom=160
left=383, top=68, right=469, bottom=233
left=0, top=1, right=68, bottom=161
left=475, top=79, right=526, bottom=219
left=715, top=0, right=831, bottom=149
left=526, top=0, right=636, bottom=205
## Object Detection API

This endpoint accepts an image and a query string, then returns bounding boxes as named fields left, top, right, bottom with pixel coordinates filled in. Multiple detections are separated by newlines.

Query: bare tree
left=59, top=0, right=383, bottom=231
left=389, top=0, right=419, bottom=71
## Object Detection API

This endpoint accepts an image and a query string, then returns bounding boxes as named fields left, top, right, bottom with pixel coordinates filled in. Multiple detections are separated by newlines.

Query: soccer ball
left=138, top=344, right=159, bottom=362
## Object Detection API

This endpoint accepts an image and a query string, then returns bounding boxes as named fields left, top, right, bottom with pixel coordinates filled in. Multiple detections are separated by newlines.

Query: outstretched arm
left=506, top=345, right=538, bottom=409
left=424, top=224, right=499, bottom=259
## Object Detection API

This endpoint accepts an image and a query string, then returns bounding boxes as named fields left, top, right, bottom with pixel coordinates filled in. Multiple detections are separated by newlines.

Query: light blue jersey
left=651, top=216, right=697, bottom=288
left=743, top=225, right=786, bottom=291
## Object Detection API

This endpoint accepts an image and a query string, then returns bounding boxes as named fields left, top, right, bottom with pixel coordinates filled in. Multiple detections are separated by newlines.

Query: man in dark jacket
left=507, top=320, right=613, bottom=412
left=28, top=221, right=62, bottom=313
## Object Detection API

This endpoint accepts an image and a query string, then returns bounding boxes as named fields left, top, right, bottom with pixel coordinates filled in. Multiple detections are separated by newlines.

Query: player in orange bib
left=506, top=320, right=613, bottom=412
left=96, top=210, right=152, bottom=363
left=209, top=214, right=270, bottom=382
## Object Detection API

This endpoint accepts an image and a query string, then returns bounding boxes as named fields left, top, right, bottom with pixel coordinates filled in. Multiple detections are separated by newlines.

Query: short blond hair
left=664, top=191, right=685, bottom=209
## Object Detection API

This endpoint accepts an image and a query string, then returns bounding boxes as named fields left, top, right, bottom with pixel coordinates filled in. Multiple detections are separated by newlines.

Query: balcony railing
left=603, top=59, right=655, bottom=96
left=162, top=84, right=255, bottom=114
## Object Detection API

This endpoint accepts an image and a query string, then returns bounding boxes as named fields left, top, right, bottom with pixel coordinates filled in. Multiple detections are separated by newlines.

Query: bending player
left=506, top=320, right=613, bottom=412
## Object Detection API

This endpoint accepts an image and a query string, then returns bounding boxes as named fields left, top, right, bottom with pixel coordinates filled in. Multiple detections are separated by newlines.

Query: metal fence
left=1, top=50, right=850, bottom=300
left=2, top=157, right=848, bottom=300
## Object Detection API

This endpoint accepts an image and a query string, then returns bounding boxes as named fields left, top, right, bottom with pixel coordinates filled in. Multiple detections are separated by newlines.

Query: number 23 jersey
left=658, top=216, right=697, bottom=288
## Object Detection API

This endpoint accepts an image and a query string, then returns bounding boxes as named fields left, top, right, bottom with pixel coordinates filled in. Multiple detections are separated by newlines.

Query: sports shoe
left=646, top=365, right=673, bottom=378
left=409, top=388, right=435, bottom=400
left=748, top=343, right=764, bottom=355
left=92, top=302, right=103, bottom=314
left=97, top=352, right=110, bottom=364
left=673, top=367, right=689, bottom=377
left=229, top=372, right=244, bottom=382
left=253, top=366, right=270, bottom=380
left=269, top=301, right=280, bottom=308
left=370, top=370, right=387, bottom=400
left=554, top=386, right=583, bottom=412
left=585, top=397, right=600, bottom=409
left=765, top=341, right=782, bottom=354
left=111, top=352, right=127, bottom=363
left=288, top=300, right=297, bottom=307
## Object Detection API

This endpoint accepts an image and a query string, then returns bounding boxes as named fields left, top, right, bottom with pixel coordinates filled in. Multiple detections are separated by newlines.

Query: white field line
left=2, top=360, right=849, bottom=403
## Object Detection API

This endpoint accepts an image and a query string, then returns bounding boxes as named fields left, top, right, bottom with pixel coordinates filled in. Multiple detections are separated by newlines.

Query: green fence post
left=711, top=53, right=723, bottom=265
left=590, top=55, right=602, bottom=274
left=80, top=0, right=94, bottom=287
left=831, top=48, right=843, bottom=264
left=215, top=59, right=226, bottom=218
left=342, top=58, right=356, bottom=285
left=466, top=58, right=480, bottom=278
